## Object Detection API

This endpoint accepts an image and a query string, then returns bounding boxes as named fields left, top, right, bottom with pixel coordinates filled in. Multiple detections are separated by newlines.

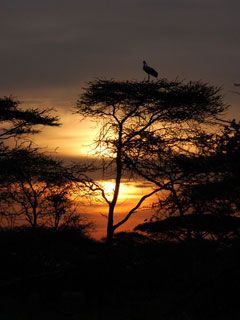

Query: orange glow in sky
left=95, top=180, right=140, bottom=202
left=77, top=179, right=163, bottom=240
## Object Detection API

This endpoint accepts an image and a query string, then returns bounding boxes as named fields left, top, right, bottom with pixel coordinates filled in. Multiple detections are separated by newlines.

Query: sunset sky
left=1, top=0, right=240, bottom=157
left=1, top=3, right=239, bottom=312
left=1, top=0, right=240, bottom=238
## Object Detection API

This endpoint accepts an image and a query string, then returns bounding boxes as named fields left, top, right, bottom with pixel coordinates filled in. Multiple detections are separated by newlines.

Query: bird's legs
left=147, top=74, right=150, bottom=82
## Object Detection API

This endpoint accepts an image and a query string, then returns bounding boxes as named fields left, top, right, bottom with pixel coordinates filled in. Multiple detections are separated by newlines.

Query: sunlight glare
left=99, top=180, right=140, bottom=202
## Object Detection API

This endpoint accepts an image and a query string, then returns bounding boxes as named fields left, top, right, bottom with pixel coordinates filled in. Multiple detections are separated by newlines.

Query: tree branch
left=113, top=187, right=162, bottom=230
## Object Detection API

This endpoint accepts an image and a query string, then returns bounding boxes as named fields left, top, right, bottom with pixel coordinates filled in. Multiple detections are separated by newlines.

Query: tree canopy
left=0, top=96, right=60, bottom=140
left=76, top=79, right=227, bottom=244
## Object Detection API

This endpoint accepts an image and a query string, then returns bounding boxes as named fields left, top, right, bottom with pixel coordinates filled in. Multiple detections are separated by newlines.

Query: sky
left=2, top=0, right=240, bottom=237
left=1, top=0, right=240, bottom=156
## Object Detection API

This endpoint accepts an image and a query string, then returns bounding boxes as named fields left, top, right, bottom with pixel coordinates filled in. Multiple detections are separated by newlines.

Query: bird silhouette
left=143, top=60, right=158, bottom=81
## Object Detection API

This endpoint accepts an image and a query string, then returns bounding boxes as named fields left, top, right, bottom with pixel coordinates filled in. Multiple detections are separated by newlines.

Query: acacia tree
left=132, top=119, right=240, bottom=220
left=42, top=185, right=76, bottom=229
left=134, top=120, right=240, bottom=241
left=76, top=79, right=226, bottom=245
left=0, top=145, right=95, bottom=230
left=0, top=96, right=59, bottom=141
left=0, top=148, right=70, bottom=227
left=0, top=96, right=60, bottom=180
left=170, top=120, right=240, bottom=218
left=0, top=147, right=92, bottom=229
left=0, top=96, right=61, bottom=225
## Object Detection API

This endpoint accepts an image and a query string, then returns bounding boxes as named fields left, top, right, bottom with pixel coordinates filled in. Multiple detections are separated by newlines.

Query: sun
left=101, top=181, right=115, bottom=194
left=98, top=180, right=139, bottom=202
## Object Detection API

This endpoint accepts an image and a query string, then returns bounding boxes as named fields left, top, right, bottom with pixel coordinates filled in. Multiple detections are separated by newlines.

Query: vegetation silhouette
left=0, top=97, right=93, bottom=230
left=1, top=82, right=240, bottom=319
left=0, top=147, right=92, bottom=229
left=135, top=214, right=240, bottom=241
left=76, top=78, right=226, bottom=245
left=0, top=96, right=59, bottom=140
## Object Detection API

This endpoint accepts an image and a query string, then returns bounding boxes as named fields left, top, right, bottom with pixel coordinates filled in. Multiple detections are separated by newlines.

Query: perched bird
left=143, top=60, right=158, bottom=81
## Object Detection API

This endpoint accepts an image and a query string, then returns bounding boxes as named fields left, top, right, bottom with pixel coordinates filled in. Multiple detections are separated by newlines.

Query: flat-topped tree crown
left=77, top=79, right=226, bottom=123
left=0, top=97, right=60, bottom=140
left=76, top=78, right=227, bottom=246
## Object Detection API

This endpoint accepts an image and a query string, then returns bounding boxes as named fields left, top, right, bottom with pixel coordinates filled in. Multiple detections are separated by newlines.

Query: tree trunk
left=106, top=125, right=123, bottom=247
left=106, top=206, right=114, bottom=246
left=33, top=210, right=37, bottom=228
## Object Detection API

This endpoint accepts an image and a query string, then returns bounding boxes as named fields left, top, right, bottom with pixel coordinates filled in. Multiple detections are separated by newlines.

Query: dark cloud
left=1, top=0, right=240, bottom=115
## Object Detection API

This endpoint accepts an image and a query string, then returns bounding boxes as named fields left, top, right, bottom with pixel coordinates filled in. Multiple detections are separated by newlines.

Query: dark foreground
left=0, top=228, right=240, bottom=320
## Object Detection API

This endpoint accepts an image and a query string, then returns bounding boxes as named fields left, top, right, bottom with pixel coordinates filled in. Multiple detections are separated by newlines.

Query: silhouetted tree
left=43, top=186, right=74, bottom=229
left=0, top=96, right=59, bottom=141
left=0, top=146, right=95, bottom=230
left=76, top=79, right=226, bottom=245
left=41, top=184, right=88, bottom=230
left=174, top=120, right=240, bottom=217
left=135, top=213, right=240, bottom=241
left=135, top=120, right=240, bottom=241
left=0, top=96, right=63, bottom=225
left=0, top=96, right=60, bottom=184
left=0, top=148, right=75, bottom=228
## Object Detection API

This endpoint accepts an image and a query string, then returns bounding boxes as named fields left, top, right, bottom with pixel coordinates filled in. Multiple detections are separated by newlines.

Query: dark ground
left=0, top=228, right=240, bottom=320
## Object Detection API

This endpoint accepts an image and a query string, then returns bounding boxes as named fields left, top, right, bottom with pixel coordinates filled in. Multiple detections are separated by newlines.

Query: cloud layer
left=1, top=0, right=240, bottom=155
left=1, top=0, right=240, bottom=94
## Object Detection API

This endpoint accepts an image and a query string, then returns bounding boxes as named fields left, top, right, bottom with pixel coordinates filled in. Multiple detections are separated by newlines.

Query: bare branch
left=113, top=187, right=163, bottom=230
